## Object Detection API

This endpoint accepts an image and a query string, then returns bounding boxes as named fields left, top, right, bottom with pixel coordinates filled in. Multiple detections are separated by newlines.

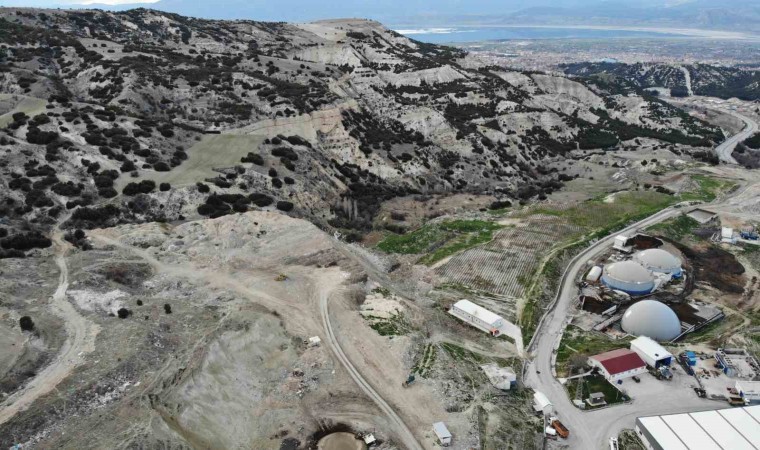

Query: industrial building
left=631, top=336, right=673, bottom=368
left=635, top=405, right=760, bottom=450
left=633, top=249, right=682, bottom=278
left=449, top=300, right=504, bottom=336
left=715, top=348, right=759, bottom=379
left=588, top=348, right=647, bottom=382
left=737, top=381, right=760, bottom=404
left=601, top=261, right=655, bottom=295
left=621, top=300, right=682, bottom=341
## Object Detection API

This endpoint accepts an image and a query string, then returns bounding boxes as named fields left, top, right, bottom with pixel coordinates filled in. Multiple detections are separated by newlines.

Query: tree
left=19, top=315, right=35, bottom=331
left=164, top=303, right=172, bottom=314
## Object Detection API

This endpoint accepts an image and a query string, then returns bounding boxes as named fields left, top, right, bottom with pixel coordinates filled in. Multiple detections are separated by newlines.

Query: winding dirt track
left=319, top=291, right=424, bottom=450
left=91, top=232, right=424, bottom=450
left=0, top=232, right=100, bottom=426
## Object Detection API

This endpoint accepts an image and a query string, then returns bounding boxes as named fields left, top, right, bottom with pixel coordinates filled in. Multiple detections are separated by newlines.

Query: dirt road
left=0, top=232, right=100, bottom=426
left=319, top=290, right=424, bottom=450
left=92, top=230, right=424, bottom=450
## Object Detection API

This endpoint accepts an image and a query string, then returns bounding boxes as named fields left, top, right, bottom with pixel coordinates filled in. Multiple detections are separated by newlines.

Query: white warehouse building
left=631, top=336, right=674, bottom=368
left=449, top=300, right=504, bottom=336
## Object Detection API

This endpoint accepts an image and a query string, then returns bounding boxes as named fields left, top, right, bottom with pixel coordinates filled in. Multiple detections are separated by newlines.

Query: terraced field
left=436, top=214, right=583, bottom=301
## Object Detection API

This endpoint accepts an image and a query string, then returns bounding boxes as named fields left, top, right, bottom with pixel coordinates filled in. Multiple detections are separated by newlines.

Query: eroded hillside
left=0, top=8, right=723, bottom=252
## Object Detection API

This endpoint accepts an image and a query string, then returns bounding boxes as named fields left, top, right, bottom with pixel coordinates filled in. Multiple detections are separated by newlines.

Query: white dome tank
left=601, top=261, right=655, bottom=295
left=621, top=300, right=681, bottom=341
left=633, top=249, right=682, bottom=277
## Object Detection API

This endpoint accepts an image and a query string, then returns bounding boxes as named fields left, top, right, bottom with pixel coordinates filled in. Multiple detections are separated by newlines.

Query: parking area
left=615, top=367, right=704, bottom=404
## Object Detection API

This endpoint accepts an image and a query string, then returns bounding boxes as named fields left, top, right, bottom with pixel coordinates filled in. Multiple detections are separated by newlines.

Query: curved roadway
left=0, top=232, right=99, bottom=426
left=714, top=110, right=758, bottom=165
left=524, top=207, right=681, bottom=449
left=319, top=291, right=424, bottom=450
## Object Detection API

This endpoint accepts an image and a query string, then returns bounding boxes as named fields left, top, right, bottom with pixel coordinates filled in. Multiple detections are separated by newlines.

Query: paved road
left=522, top=175, right=760, bottom=449
left=524, top=207, right=682, bottom=449
left=0, top=231, right=99, bottom=426
left=714, top=110, right=758, bottom=164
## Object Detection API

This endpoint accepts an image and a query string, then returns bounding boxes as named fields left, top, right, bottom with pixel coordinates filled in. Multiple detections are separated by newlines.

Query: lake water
left=394, top=26, right=681, bottom=44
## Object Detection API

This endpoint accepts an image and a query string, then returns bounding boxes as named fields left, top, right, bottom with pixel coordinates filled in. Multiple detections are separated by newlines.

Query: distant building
left=736, top=381, right=760, bottom=404
left=588, top=348, right=647, bottom=382
left=432, top=422, right=452, bottom=446
left=449, top=299, right=504, bottom=336
left=631, top=336, right=673, bottom=368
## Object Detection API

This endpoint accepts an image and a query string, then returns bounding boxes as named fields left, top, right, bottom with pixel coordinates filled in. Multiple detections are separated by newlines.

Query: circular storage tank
left=601, top=261, right=655, bottom=295
left=633, top=249, right=682, bottom=277
left=621, top=300, right=681, bottom=341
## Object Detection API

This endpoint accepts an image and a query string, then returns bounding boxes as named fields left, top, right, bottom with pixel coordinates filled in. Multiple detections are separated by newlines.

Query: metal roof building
left=449, top=299, right=504, bottom=336
left=633, top=249, right=682, bottom=277
left=601, top=261, right=656, bottom=295
left=588, top=348, right=647, bottom=382
left=635, top=405, right=760, bottom=450
left=630, top=336, right=674, bottom=368
left=622, top=300, right=682, bottom=342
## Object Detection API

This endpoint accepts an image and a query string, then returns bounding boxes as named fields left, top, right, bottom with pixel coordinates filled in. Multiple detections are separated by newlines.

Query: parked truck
left=550, top=417, right=569, bottom=439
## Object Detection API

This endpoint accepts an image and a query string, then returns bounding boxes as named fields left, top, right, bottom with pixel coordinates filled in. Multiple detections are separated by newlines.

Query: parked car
left=632, top=375, right=641, bottom=383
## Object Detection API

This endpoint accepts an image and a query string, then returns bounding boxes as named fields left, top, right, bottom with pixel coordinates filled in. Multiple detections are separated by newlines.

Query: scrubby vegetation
left=378, top=220, right=502, bottom=265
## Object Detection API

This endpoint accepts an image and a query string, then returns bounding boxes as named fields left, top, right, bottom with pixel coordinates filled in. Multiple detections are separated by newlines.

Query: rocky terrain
left=0, top=7, right=723, bottom=252
left=0, top=7, right=744, bottom=450
left=562, top=61, right=760, bottom=101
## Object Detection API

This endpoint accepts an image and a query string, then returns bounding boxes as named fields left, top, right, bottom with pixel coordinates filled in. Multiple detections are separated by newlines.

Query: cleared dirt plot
left=436, top=216, right=582, bottom=300
left=120, top=134, right=264, bottom=189
left=0, top=94, right=46, bottom=128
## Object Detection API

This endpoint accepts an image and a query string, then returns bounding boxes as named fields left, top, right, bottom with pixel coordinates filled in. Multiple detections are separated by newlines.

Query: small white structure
left=432, top=422, right=452, bottom=446
left=613, top=235, right=633, bottom=253
left=722, top=227, right=737, bottom=244
left=480, top=364, right=516, bottom=390
left=363, top=434, right=376, bottom=446
left=586, top=266, right=603, bottom=282
left=307, top=336, right=321, bottom=347
left=736, top=381, right=760, bottom=404
left=449, top=299, right=504, bottom=336
left=631, top=336, right=673, bottom=368
left=533, top=391, right=553, bottom=415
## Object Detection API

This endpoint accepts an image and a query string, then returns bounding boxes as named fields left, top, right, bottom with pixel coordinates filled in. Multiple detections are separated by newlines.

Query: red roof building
left=588, top=348, right=647, bottom=382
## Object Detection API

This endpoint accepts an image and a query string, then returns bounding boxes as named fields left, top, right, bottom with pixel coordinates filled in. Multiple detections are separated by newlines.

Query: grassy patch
left=646, top=214, right=701, bottom=241
left=377, top=219, right=502, bottom=265
left=367, top=313, right=410, bottom=336
left=556, top=329, right=632, bottom=377
left=412, top=343, right=438, bottom=377
left=679, top=174, right=737, bottom=202
left=440, top=342, right=514, bottom=368
left=567, top=375, right=628, bottom=407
